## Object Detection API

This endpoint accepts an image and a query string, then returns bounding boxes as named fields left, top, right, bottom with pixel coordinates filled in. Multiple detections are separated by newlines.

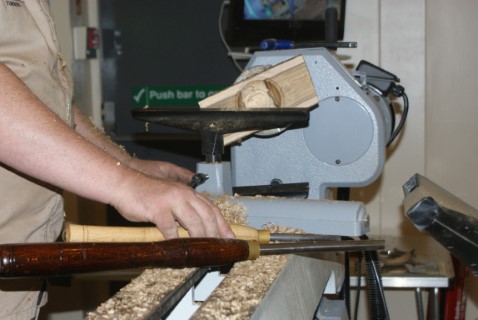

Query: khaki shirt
left=0, top=0, right=73, bottom=318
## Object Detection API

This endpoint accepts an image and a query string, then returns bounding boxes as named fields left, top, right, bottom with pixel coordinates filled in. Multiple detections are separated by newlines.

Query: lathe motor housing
left=231, top=48, right=393, bottom=200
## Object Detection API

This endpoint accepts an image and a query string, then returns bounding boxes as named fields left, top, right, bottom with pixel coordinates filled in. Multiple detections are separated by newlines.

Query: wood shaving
left=212, top=195, right=247, bottom=225
left=260, top=222, right=306, bottom=235
left=191, top=223, right=303, bottom=319
left=86, top=268, right=196, bottom=319
left=191, top=256, right=289, bottom=320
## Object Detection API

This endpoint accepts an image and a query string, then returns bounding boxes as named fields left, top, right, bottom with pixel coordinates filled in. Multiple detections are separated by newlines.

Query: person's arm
left=0, top=63, right=233, bottom=239
left=72, top=106, right=194, bottom=183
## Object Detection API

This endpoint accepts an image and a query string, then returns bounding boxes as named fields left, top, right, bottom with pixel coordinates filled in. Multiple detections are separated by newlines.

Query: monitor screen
left=244, top=0, right=342, bottom=21
left=226, top=0, right=346, bottom=47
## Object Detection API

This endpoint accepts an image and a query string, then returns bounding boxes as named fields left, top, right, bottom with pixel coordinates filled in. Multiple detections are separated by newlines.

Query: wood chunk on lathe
left=199, top=55, right=319, bottom=146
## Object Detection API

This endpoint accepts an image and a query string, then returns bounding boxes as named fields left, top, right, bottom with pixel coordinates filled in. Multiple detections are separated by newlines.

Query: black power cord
left=355, top=60, right=409, bottom=148
left=361, top=234, right=390, bottom=320
left=353, top=252, right=363, bottom=320
left=386, top=84, right=409, bottom=147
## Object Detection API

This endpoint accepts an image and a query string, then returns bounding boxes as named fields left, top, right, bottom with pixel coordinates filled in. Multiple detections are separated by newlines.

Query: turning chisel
left=63, top=223, right=340, bottom=244
left=0, top=238, right=384, bottom=278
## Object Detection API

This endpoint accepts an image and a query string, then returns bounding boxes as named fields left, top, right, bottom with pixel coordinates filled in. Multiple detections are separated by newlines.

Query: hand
left=111, top=172, right=235, bottom=239
left=129, top=158, right=194, bottom=184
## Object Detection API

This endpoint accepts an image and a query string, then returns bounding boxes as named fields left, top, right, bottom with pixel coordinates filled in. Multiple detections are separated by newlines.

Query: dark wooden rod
left=0, top=238, right=252, bottom=278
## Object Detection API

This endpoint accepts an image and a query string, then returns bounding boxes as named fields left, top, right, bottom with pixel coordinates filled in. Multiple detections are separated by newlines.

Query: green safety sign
left=131, top=86, right=226, bottom=107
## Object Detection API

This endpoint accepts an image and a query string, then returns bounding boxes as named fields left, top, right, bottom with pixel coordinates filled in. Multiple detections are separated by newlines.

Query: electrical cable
left=366, top=250, right=390, bottom=320
left=356, top=67, right=408, bottom=148
left=338, top=188, right=352, bottom=319
left=218, top=1, right=244, bottom=73
left=353, top=252, right=363, bottom=320
left=387, top=102, right=396, bottom=142
left=386, top=85, right=408, bottom=147
left=361, top=235, right=390, bottom=320
left=343, top=251, right=352, bottom=319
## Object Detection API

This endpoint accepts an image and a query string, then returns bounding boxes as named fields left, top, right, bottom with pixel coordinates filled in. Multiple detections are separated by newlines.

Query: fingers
left=152, top=210, right=180, bottom=239
left=185, top=193, right=221, bottom=237
left=174, top=166, right=195, bottom=184
left=173, top=192, right=220, bottom=238
left=216, top=210, right=236, bottom=239
left=194, top=193, right=235, bottom=239
left=115, top=173, right=232, bottom=240
left=159, top=189, right=234, bottom=240
left=158, top=162, right=195, bottom=183
left=129, top=159, right=194, bottom=183
left=171, top=200, right=206, bottom=238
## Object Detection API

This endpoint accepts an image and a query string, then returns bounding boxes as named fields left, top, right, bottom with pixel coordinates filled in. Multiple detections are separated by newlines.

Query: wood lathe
left=83, top=47, right=407, bottom=319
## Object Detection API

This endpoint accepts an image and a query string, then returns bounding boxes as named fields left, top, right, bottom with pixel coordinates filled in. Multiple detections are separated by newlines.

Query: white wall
left=425, top=0, right=478, bottom=318
left=50, top=0, right=103, bottom=127
left=340, top=0, right=478, bottom=318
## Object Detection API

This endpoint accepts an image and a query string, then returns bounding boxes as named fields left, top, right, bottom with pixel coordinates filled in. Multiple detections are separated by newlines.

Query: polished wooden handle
left=63, top=223, right=271, bottom=244
left=0, top=238, right=257, bottom=278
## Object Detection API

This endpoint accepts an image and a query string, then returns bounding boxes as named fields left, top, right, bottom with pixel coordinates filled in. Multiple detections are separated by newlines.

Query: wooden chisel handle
left=0, top=238, right=259, bottom=278
left=63, top=223, right=271, bottom=244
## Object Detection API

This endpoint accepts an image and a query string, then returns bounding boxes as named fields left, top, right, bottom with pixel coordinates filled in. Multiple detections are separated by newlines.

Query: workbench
left=350, top=235, right=454, bottom=320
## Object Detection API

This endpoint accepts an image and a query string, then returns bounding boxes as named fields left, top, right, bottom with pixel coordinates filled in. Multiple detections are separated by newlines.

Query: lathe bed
left=86, top=250, right=344, bottom=320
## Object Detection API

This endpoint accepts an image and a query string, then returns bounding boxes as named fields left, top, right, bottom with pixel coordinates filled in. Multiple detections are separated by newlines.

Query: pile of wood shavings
left=260, top=222, right=306, bottom=235
left=86, top=268, right=197, bottom=320
left=212, top=195, right=247, bottom=225
left=191, top=223, right=303, bottom=320
left=191, top=255, right=289, bottom=320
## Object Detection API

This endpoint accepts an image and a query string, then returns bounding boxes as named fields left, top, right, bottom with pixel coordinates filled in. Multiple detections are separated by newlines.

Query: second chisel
left=63, top=223, right=339, bottom=244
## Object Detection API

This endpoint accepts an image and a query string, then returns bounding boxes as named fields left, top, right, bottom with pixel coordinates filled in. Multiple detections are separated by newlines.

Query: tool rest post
left=201, top=131, right=224, bottom=163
